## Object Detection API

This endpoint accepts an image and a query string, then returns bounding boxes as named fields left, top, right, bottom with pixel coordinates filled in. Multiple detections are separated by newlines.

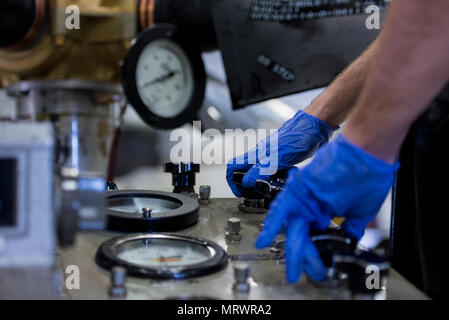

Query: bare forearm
left=343, top=0, right=449, bottom=163
left=305, top=39, right=378, bottom=127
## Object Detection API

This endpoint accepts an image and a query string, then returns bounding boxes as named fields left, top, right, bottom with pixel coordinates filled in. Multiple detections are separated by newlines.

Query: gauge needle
left=153, top=255, right=183, bottom=263
left=143, top=70, right=179, bottom=87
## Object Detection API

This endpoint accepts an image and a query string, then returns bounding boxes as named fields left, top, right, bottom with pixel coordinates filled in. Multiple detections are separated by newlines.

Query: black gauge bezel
left=122, top=23, right=206, bottom=129
left=106, top=190, right=199, bottom=232
left=96, top=233, right=228, bottom=279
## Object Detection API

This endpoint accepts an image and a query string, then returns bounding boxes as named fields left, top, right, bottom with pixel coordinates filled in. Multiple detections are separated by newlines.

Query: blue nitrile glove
left=255, top=134, right=399, bottom=283
left=226, top=110, right=336, bottom=197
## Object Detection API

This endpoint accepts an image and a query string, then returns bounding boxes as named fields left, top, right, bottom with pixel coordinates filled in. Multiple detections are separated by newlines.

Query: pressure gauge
left=122, top=24, right=206, bottom=129
left=106, top=190, right=199, bottom=232
left=96, top=233, right=228, bottom=279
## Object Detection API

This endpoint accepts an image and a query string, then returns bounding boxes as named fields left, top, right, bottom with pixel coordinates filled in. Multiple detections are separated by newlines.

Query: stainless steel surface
left=57, top=198, right=428, bottom=300
left=6, top=80, right=124, bottom=177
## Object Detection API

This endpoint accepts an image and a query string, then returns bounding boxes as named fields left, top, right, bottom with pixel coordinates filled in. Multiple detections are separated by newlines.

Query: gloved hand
left=226, top=110, right=336, bottom=197
left=255, top=134, right=399, bottom=283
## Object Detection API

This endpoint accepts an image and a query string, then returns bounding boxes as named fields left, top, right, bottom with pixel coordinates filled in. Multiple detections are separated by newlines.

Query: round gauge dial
left=96, top=233, right=228, bottom=279
left=106, top=190, right=199, bottom=232
left=136, top=39, right=194, bottom=118
left=123, top=24, right=206, bottom=129
left=116, top=238, right=211, bottom=267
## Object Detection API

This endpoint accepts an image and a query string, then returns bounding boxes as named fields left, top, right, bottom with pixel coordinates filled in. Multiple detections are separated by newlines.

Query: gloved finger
left=340, top=215, right=375, bottom=241
left=285, top=217, right=309, bottom=283
left=255, top=195, right=289, bottom=249
left=242, top=164, right=270, bottom=189
left=302, top=236, right=326, bottom=282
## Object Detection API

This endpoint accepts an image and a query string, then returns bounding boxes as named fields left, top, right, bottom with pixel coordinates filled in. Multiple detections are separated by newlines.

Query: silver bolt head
left=228, top=217, right=241, bottom=234
left=234, top=263, right=250, bottom=283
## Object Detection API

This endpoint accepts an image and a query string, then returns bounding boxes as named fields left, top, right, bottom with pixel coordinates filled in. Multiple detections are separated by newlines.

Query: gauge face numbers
left=122, top=25, right=206, bottom=129
left=136, top=39, right=194, bottom=118
left=108, top=196, right=181, bottom=216
left=116, top=238, right=213, bottom=268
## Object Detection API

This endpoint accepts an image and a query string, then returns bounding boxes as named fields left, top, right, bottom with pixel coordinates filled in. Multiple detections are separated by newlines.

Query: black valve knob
left=163, top=162, right=200, bottom=194
left=254, top=169, right=290, bottom=208
left=232, top=172, right=264, bottom=200
left=106, top=181, right=118, bottom=191
left=310, top=228, right=357, bottom=269
left=301, top=228, right=358, bottom=289
left=232, top=169, right=292, bottom=213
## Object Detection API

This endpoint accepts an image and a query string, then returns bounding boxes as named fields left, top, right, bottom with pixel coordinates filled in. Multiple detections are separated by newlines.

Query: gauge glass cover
left=136, top=39, right=194, bottom=118
left=96, top=233, right=228, bottom=279
left=116, top=238, right=214, bottom=267
left=106, top=190, right=199, bottom=232
left=108, top=197, right=181, bottom=216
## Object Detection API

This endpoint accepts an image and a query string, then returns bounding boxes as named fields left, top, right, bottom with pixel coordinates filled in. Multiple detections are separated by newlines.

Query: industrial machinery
left=0, top=0, right=137, bottom=249
left=54, top=165, right=426, bottom=300
left=1, top=0, right=426, bottom=300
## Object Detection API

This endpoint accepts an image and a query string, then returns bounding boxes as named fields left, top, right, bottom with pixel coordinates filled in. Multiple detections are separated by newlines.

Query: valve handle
left=164, top=162, right=200, bottom=194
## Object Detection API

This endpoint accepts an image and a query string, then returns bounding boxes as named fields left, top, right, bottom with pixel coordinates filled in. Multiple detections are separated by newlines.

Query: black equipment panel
left=0, top=159, right=17, bottom=227
left=211, top=0, right=387, bottom=109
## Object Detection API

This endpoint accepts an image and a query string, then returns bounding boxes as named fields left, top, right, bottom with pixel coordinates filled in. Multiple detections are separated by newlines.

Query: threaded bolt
left=233, top=263, right=250, bottom=293
left=109, top=266, right=127, bottom=298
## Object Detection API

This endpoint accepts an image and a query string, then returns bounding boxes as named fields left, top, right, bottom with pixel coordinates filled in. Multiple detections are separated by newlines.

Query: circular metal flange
left=106, top=190, right=199, bottom=232
left=238, top=198, right=267, bottom=214
left=96, top=233, right=228, bottom=279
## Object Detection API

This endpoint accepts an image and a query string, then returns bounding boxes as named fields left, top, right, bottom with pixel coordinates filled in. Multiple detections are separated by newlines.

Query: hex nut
left=226, top=218, right=242, bottom=241
left=228, top=218, right=241, bottom=234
